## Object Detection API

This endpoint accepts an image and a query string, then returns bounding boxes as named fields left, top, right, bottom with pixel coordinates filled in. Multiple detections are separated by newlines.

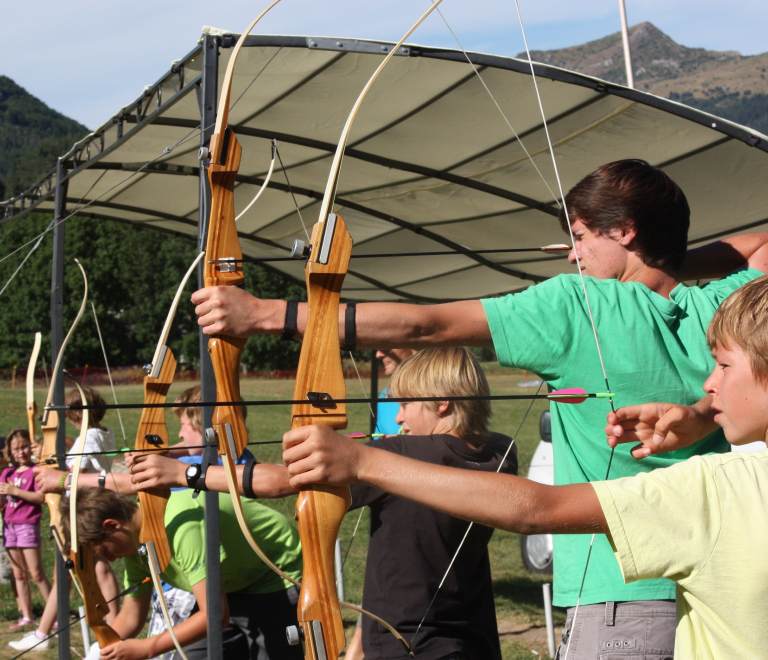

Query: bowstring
left=432, top=5, right=560, bottom=203
left=91, top=302, right=127, bottom=442
left=510, top=2, right=617, bottom=657
left=337, top=352, right=376, bottom=580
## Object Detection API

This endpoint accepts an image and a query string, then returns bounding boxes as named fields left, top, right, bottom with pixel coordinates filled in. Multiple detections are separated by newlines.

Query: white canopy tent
left=3, top=30, right=768, bottom=301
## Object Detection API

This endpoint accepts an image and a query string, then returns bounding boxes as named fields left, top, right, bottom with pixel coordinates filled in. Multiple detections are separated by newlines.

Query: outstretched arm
left=283, top=425, right=607, bottom=535
left=605, top=397, right=718, bottom=458
left=128, top=454, right=296, bottom=499
left=191, top=288, right=493, bottom=348
left=679, top=232, right=768, bottom=280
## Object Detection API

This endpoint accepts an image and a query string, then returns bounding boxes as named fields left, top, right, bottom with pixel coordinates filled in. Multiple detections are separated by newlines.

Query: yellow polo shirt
left=592, top=450, right=768, bottom=659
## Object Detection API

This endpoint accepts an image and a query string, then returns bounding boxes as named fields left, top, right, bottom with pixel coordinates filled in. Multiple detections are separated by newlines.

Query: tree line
left=0, top=212, right=308, bottom=371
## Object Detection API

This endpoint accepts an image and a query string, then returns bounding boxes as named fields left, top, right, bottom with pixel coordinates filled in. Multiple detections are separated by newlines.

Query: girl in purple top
left=0, top=429, right=52, bottom=629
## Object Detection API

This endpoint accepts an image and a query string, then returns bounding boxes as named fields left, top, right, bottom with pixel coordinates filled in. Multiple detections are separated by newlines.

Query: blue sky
left=3, top=0, right=767, bottom=130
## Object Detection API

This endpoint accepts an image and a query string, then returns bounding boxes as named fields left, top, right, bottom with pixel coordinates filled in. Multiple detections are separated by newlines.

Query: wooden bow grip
left=136, top=346, right=177, bottom=571
left=208, top=335, right=249, bottom=458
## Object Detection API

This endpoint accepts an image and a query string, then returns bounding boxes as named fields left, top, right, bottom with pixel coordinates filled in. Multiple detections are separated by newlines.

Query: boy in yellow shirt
left=282, top=275, right=768, bottom=659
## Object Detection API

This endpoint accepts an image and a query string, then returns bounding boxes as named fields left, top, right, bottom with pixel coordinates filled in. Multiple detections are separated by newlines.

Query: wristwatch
left=185, top=463, right=203, bottom=490
left=98, top=470, right=106, bottom=489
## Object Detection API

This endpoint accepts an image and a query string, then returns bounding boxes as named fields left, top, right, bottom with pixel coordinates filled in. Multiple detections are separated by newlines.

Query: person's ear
left=435, top=401, right=452, bottom=417
left=101, top=518, right=123, bottom=534
left=618, top=222, right=637, bottom=247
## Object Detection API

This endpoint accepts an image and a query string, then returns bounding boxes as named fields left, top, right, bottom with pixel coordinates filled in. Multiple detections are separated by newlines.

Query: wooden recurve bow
left=201, top=1, right=299, bottom=578
left=67, top=378, right=122, bottom=649
left=37, top=259, right=119, bottom=645
left=132, top=252, right=204, bottom=660
left=39, top=259, right=88, bottom=581
left=284, top=5, right=444, bottom=657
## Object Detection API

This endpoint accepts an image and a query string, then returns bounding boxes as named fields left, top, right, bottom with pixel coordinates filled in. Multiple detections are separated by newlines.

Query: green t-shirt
left=124, top=490, right=302, bottom=597
left=482, top=269, right=761, bottom=606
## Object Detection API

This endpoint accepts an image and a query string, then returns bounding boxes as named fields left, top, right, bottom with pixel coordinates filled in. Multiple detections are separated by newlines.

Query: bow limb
left=26, top=332, right=42, bottom=457
left=68, top=378, right=121, bottom=649
left=315, top=0, right=443, bottom=222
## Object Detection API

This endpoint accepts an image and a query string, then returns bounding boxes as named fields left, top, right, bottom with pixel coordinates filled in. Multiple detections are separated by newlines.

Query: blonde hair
left=173, top=385, right=247, bottom=433
left=707, top=274, right=768, bottom=385
left=173, top=385, right=202, bottom=432
left=4, top=428, right=31, bottom=464
left=389, top=347, right=492, bottom=442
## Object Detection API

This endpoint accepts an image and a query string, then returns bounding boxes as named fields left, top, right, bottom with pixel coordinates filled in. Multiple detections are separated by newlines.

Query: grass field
left=0, top=367, right=564, bottom=659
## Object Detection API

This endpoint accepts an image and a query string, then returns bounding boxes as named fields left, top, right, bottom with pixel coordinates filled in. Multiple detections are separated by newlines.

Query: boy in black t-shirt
left=352, top=347, right=515, bottom=660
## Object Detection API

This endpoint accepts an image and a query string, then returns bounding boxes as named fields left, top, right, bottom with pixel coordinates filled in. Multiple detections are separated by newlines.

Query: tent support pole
left=51, top=157, right=70, bottom=660
left=198, top=32, right=224, bottom=660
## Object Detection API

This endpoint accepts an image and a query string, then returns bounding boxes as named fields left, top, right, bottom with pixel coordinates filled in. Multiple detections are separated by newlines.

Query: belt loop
left=605, top=601, right=616, bottom=627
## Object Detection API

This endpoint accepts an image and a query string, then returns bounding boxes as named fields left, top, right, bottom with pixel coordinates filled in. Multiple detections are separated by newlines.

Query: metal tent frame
left=4, top=30, right=768, bottom=659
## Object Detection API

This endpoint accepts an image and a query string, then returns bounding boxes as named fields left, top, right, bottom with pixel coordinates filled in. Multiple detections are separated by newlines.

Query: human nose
left=568, top=248, right=577, bottom=264
left=394, top=406, right=405, bottom=425
left=703, top=368, right=718, bottom=395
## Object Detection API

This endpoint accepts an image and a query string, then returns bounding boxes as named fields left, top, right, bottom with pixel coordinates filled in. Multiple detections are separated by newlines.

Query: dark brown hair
left=64, top=386, right=107, bottom=426
left=558, top=159, right=689, bottom=270
left=60, top=488, right=137, bottom=548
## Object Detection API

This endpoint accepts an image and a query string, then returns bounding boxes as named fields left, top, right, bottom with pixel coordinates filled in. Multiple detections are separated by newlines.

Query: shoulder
left=700, top=268, right=764, bottom=299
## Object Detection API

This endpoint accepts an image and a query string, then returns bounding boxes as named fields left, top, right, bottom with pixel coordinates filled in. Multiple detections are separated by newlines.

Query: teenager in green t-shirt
left=190, top=159, right=768, bottom=658
left=281, top=274, right=768, bottom=660
left=62, top=487, right=303, bottom=660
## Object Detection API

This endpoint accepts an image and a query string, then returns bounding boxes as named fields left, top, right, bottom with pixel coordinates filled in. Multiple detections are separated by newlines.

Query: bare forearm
left=197, top=464, right=296, bottom=498
left=279, top=299, right=493, bottom=348
left=355, top=446, right=606, bottom=534
left=680, top=232, right=768, bottom=280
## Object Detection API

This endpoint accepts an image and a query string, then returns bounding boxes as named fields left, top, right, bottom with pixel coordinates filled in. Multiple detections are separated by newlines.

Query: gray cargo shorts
left=555, top=600, right=675, bottom=660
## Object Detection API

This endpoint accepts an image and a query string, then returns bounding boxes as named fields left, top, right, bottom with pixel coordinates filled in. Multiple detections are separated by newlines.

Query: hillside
left=0, top=76, right=89, bottom=199
left=523, top=22, right=768, bottom=135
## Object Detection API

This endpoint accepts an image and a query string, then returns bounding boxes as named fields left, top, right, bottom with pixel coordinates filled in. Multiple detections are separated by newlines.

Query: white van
left=520, top=411, right=553, bottom=574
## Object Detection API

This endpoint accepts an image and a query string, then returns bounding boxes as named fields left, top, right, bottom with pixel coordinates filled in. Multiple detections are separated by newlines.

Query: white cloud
left=2, top=0, right=766, bottom=129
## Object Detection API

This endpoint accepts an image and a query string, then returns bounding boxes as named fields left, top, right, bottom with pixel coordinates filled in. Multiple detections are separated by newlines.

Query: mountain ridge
left=521, top=22, right=768, bottom=134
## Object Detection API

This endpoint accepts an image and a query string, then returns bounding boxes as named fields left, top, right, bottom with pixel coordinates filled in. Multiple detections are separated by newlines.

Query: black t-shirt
left=351, top=432, right=517, bottom=660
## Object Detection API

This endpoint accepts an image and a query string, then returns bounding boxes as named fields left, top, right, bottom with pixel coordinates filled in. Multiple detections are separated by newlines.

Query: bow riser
left=70, top=543, right=122, bottom=648
left=40, top=413, right=66, bottom=542
left=291, top=216, right=352, bottom=429
left=205, top=129, right=245, bottom=290
left=291, top=214, right=353, bottom=660
left=136, top=345, right=177, bottom=571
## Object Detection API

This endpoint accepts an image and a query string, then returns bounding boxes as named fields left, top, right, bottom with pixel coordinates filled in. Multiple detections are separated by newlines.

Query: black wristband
left=242, top=456, right=259, bottom=499
left=340, top=302, right=357, bottom=351
left=281, top=300, right=299, bottom=341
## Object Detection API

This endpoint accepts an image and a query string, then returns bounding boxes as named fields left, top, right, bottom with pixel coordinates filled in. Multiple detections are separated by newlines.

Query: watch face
left=186, top=464, right=200, bottom=479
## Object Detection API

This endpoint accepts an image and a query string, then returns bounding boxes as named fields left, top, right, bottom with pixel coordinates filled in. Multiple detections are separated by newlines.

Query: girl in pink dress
left=0, top=429, right=51, bottom=629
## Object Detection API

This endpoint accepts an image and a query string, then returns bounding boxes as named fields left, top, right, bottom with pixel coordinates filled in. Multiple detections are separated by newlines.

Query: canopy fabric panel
left=3, top=33, right=768, bottom=301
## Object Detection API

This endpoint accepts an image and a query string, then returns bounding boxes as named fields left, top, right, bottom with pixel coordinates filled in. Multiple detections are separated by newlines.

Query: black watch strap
left=185, top=463, right=202, bottom=490
left=242, top=456, right=260, bottom=499
left=281, top=300, right=299, bottom=341
left=340, top=302, right=357, bottom=351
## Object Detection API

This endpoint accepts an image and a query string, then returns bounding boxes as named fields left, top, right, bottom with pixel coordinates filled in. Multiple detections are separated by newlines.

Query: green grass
left=0, top=368, right=563, bottom=658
